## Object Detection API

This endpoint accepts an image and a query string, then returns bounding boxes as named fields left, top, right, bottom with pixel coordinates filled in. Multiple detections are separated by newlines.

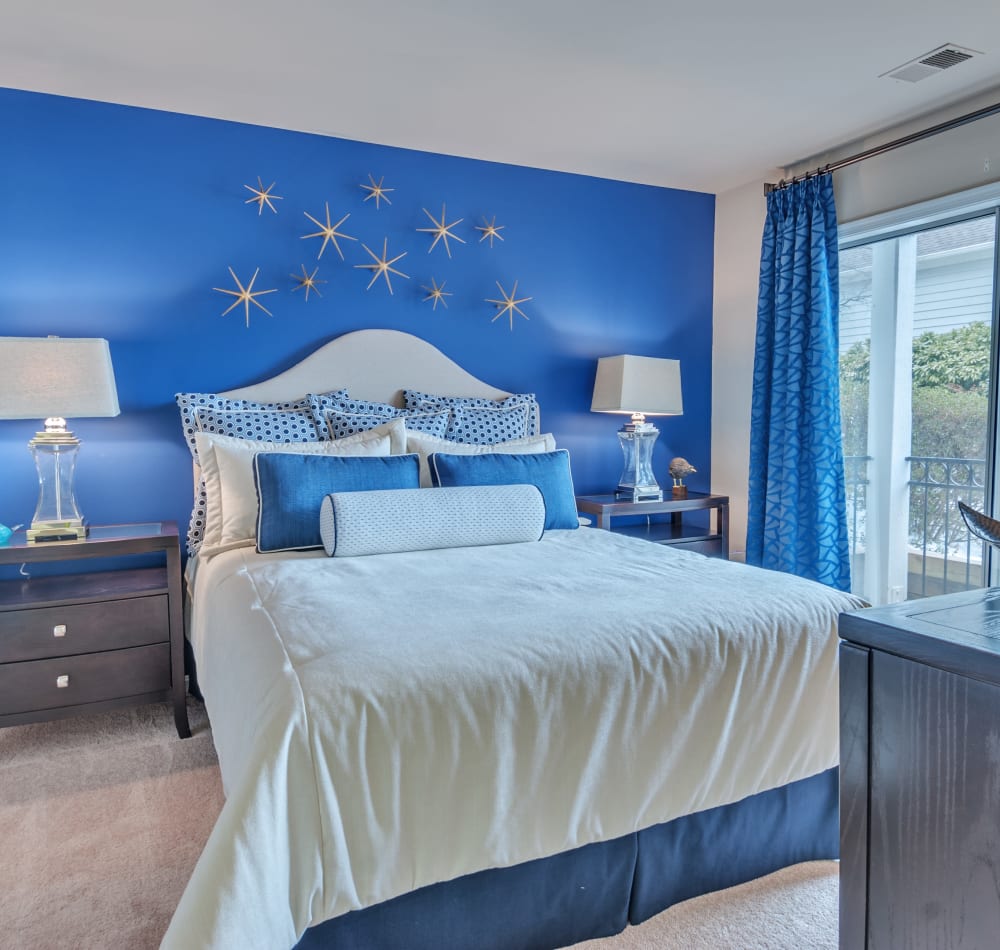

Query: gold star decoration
left=291, top=264, right=326, bottom=301
left=302, top=203, right=357, bottom=260
left=421, top=278, right=452, bottom=311
left=243, top=177, right=283, bottom=215
left=355, top=238, right=409, bottom=294
left=360, top=173, right=394, bottom=209
left=213, top=267, right=278, bottom=327
left=417, top=203, right=466, bottom=258
left=475, top=215, right=505, bottom=247
left=486, top=280, right=532, bottom=331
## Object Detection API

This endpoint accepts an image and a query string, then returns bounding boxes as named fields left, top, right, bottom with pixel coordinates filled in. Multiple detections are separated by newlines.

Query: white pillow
left=405, top=430, right=557, bottom=487
left=320, top=485, right=546, bottom=557
left=195, top=418, right=403, bottom=554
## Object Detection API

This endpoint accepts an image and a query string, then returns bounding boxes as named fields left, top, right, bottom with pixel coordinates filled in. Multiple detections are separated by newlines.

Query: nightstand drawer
left=0, top=596, right=168, bottom=662
left=0, top=643, right=170, bottom=716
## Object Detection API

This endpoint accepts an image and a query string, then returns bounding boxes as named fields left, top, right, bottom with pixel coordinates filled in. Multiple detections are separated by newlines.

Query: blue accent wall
left=0, top=87, right=714, bottom=546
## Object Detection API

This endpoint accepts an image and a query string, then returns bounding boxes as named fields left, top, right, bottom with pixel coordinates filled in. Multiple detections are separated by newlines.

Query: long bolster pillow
left=319, top=484, right=545, bottom=557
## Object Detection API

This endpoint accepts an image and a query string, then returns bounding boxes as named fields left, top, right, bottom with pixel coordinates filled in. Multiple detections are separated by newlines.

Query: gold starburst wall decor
left=486, top=280, right=532, bottom=331
left=213, top=267, right=278, bottom=327
left=421, top=278, right=452, bottom=311
left=475, top=216, right=505, bottom=247
left=291, top=264, right=326, bottom=301
left=417, top=204, right=466, bottom=258
left=243, top=177, right=283, bottom=215
left=355, top=238, right=409, bottom=294
left=302, top=204, right=357, bottom=260
left=360, top=173, right=394, bottom=209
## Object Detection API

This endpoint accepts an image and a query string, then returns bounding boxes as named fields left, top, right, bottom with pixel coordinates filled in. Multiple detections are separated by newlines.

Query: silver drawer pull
left=56, top=675, right=70, bottom=688
left=53, top=624, right=67, bottom=638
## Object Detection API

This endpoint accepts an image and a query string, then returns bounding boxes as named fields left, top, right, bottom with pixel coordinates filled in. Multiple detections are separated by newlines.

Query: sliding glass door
left=839, top=213, right=998, bottom=605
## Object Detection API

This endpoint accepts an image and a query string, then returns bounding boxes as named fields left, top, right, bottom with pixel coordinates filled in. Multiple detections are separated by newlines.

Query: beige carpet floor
left=0, top=700, right=838, bottom=949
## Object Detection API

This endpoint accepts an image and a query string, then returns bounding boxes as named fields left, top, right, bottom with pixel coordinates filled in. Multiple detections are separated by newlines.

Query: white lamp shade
left=591, top=354, right=683, bottom=416
left=0, top=337, right=120, bottom=419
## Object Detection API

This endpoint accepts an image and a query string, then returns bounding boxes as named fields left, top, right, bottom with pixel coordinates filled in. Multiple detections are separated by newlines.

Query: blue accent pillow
left=254, top=452, right=420, bottom=553
left=429, top=449, right=578, bottom=531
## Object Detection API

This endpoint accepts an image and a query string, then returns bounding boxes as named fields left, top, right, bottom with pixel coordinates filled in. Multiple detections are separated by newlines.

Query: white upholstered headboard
left=221, top=329, right=511, bottom=406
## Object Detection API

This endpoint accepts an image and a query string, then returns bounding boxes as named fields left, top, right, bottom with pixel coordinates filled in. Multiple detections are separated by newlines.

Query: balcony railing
left=844, top=455, right=987, bottom=599
left=907, top=456, right=986, bottom=596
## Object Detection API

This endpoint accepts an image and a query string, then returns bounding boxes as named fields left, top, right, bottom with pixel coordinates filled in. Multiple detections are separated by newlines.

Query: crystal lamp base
left=614, top=423, right=663, bottom=503
left=27, top=429, right=87, bottom=542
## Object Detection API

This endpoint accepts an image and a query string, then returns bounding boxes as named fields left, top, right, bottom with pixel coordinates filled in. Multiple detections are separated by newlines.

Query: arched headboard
left=221, top=329, right=512, bottom=406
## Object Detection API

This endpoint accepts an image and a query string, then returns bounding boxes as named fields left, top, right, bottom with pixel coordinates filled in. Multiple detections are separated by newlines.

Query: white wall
left=711, top=86, right=1000, bottom=559
left=795, top=87, right=1000, bottom=224
left=711, top=176, right=775, bottom=560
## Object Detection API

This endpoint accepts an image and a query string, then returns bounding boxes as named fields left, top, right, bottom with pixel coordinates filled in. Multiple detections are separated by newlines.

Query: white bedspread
left=162, top=528, right=863, bottom=950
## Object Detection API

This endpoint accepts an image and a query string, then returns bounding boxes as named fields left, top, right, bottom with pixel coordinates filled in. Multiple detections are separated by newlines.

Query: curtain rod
left=765, top=99, right=1000, bottom=194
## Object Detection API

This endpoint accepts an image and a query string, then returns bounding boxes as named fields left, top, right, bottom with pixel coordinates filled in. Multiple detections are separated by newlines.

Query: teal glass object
left=0, top=524, right=12, bottom=546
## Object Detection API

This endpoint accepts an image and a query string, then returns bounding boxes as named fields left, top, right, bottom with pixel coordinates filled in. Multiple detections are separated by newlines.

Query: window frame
left=838, top=182, right=1000, bottom=592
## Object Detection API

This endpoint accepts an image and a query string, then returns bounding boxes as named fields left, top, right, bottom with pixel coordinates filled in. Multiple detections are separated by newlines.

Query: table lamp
left=591, top=354, right=682, bottom=502
left=0, top=336, right=120, bottom=541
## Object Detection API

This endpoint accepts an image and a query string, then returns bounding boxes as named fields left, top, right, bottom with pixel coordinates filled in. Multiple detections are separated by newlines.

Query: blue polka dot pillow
left=402, top=389, right=540, bottom=437
left=177, top=391, right=342, bottom=463
left=175, top=388, right=346, bottom=555
left=444, top=403, right=531, bottom=445
left=322, top=407, right=450, bottom=441
left=306, top=393, right=399, bottom=432
left=193, top=408, right=321, bottom=444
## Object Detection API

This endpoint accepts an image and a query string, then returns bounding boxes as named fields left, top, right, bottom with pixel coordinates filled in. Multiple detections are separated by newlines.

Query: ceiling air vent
left=882, top=44, right=980, bottom=83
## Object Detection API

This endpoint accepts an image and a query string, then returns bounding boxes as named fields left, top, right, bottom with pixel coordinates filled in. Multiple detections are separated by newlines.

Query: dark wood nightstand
left=575, top=492, right=730, bottom=559
left=0, top=522, right=190, bottom=738
left=839, top=589, right=1000, bottom=949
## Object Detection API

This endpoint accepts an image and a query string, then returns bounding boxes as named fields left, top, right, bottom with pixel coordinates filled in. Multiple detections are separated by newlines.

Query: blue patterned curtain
left=747, top=174, right=850, bottom=591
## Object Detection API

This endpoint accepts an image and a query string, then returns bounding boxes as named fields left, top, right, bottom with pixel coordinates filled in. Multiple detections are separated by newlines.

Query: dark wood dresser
left=0, top=522, right=190, bottom=738
left=839, top=588, right=1000, bottom=949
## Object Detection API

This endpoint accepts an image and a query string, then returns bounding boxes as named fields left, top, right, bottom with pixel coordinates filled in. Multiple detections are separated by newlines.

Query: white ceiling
left=3, top=0, right=1000, bottom=194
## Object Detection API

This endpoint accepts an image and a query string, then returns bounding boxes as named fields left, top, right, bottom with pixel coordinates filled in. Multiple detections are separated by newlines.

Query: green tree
left=840, top=338, right=871, bottom=386
left=839, top=322, right=990, bottom=459
left=912, top=322, right=991, bottom=393
left=840, top=322, right=991, bottom=555
left=911, top=387, right=988, bottom=460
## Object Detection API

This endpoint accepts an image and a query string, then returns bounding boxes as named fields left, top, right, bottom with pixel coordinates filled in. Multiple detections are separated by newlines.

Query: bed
left=162, top=329, right=863, bottom=950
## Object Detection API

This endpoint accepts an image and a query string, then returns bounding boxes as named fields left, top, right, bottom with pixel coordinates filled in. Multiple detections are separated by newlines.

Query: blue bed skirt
left=294, top=767, right=838, bottom=949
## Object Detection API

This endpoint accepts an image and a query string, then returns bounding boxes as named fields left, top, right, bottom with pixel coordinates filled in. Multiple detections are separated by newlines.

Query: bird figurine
left=668, top=457, right=696, bottom=498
